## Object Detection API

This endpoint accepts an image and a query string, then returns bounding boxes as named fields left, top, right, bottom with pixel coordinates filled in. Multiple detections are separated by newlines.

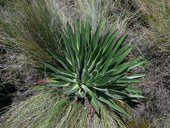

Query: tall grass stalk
left=0, top=87, right=128, bottom=128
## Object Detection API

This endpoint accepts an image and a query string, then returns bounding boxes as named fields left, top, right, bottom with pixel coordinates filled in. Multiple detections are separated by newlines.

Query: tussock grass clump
left=0, top=87, right=127, bottom=128
left=132, top=0, right=170, bottom=53
left=75, top=0, right=139, bottom=35
left=0, top=0, right=62, bottom=61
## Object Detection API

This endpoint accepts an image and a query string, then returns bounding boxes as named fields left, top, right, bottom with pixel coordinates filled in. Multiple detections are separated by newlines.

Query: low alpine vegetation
left=35, top=18, right=145, bottom=117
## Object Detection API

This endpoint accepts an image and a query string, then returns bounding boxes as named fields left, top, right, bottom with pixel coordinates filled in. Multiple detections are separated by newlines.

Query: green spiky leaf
left=35, top=17, right=145, bottom=117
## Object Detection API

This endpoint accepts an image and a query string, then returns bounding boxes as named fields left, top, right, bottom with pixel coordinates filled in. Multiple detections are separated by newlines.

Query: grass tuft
left=0, top=87, right=128, bottom=128
left=75, top=0, right=139, bottom=35
left=0, top=0, right=63, bottom=61
left=132, top=0, right=170, bottom=53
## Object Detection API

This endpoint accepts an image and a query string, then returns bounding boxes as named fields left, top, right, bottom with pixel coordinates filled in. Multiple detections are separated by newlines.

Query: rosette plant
left=35, top=18, right=145, bottom=117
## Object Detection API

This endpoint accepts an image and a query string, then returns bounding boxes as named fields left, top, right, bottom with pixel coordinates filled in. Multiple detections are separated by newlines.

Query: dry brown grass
left=131, top=0, right=170, bottom=53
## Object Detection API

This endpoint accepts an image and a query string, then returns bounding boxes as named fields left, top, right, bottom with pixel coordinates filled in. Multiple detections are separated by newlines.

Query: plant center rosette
left=34, top=18, right=145, bottom=117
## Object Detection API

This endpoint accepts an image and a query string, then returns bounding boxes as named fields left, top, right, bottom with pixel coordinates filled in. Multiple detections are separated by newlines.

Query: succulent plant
left=35, top=18, right=145, bottom=117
